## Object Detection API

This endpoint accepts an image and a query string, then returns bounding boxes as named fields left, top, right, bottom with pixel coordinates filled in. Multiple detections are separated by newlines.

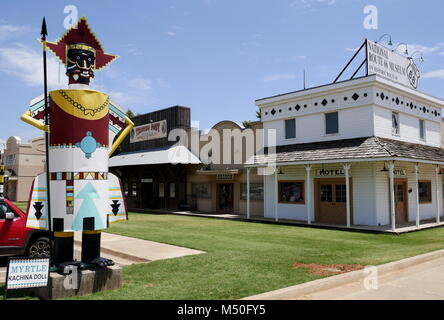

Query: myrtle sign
left=4, top=257, right=50, bottom=299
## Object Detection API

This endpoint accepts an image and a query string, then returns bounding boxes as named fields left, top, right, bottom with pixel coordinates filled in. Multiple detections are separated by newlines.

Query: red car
left=0, top=198, right=51, bottom=257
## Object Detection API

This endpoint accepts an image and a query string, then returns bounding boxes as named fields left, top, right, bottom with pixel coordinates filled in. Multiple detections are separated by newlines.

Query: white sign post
left=4, top=257, right=50, bottom=299
left=367, top=39, right=420, bottom=89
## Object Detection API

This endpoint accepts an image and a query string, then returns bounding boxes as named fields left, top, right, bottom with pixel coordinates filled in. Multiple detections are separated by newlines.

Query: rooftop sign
left=366, top=39, right=420, bottom=89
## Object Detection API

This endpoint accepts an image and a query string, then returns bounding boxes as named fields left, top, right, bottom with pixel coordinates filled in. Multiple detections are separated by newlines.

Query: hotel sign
left=394, top=169, right=407, bottom=176
left=316, top=168, right=346, bottom=177
left=367, top=40, right=420, bottom=89
left=130, top=120, right=167, bottom=143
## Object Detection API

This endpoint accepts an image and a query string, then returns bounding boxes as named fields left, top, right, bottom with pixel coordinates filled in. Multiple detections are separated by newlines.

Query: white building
left=245, top=73, right=444, bottom=232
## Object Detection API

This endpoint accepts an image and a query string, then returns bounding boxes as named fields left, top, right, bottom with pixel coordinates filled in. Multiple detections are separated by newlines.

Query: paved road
left=298, top=256, right=444, bottom=300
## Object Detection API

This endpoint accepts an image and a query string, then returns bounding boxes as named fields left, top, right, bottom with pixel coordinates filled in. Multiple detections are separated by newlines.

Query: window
left=335, top=184, right=347, bottom=203
left=418, top=181, right=432, bottom=203
left=320, top=184, right=332, bottom=202
left=159, top=183, right=165, bottom=197
left=132, top=182, right=137, bottom=196
left=169, top=182, right=176, bottom=198
left=419, top=119, right=426, bottom=141
left=392, top=112, right=400, bottom=136
left=279, top=181, right=304, bottom=203
left=325, top=112, right=338, bottom=134
left=240, top=183, right=264, bottom=200
left=192, top=183, right=211, bottom=199
left=285, top=119, right=296, bottom=139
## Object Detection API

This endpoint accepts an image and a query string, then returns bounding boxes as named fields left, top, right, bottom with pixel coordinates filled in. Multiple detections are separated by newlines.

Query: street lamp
left=376, top=34, right=393, bottom=46
left=392, top=42, right=409, bottom=55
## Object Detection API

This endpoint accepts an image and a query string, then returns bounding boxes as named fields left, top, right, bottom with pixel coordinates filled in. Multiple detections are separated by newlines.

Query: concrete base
left=32, top=265, right=123, bottom=300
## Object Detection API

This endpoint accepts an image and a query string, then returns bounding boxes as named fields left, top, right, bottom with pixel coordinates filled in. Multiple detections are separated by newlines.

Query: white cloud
left=261, top=73, right=298, bottom=82
left=291, top=55, right=307, bottom=60
left=290, top=0, right=337, bottom=8
left=128, top=78, right=152, bottom=90
left=0, top=24, right=30, bottom=41
left=0, top=43, right=65, bottom=88
left=423, top=69, right=444, bottom=79
left=165, top=31, right=176, bottom=37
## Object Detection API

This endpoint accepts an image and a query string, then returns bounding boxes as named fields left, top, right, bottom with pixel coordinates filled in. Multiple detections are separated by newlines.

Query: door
left=316, top=180, right=348, bottom=225
left=140, top=182, right=154, bottom=208
left=0, top=201, right=25, bottom=247
left=394, top=180, right=408, bottom=223
left=217, top=184, right=234, bottom=213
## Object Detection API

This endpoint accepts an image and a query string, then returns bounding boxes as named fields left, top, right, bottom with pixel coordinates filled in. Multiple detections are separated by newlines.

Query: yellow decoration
left=49, top=89, right=109, bottom=120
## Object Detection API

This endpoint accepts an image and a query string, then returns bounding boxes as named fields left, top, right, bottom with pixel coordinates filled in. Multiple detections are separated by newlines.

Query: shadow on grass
left=0, top=284, right=38, bottom=300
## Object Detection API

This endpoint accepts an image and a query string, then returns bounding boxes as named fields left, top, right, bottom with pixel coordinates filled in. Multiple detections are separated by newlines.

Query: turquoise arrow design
left=72, top=182, right=105, bottom=231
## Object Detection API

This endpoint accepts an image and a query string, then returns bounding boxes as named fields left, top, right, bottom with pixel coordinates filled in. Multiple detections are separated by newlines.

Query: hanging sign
left=367, top=39, right=420, bottom=89
left=130, top=120, right=167, bottom=143
left=216, top=173, right=234, bottom=181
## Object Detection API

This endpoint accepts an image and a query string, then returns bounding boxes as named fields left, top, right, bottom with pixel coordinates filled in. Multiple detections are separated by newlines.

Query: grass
left=5, top=210, right=444, bottom=300
left=72, top=212, right=444, bottom=300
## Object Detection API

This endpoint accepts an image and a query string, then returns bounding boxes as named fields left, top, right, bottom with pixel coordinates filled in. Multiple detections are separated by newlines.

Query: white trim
left=344, top=163, right=351, bottom=228
left=388, top=162, right=396, bottom=232
left=436, top=166, right=441, bottom=224
left=415, top=163, right=420, bottom=228
left=246, top=157, right=444, bottom=168
left=256, top=74, right=444, bottom=108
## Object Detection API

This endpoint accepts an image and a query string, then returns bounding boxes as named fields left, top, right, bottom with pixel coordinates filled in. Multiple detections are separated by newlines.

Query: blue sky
left=1, top=0, right=444, bottom=146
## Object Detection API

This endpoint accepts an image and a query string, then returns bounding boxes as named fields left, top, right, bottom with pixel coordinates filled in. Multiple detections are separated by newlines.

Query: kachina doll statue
left=21, top=17, right=134, bottom=269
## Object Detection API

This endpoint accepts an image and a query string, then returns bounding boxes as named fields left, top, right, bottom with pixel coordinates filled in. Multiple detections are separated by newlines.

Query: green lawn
left=5, top=211, right=444, bottom=300
left=73, top=212, right=444, bottom=300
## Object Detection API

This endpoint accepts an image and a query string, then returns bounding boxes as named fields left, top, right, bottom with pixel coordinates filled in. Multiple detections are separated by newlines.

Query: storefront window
left=418, top=181, right=431, bottom=203
left=169, top=182, right=176, bottom=198
left=192, top=183, right=211, bottom=198
left=159, top=183, right=165, bottom=197
left=132, top=182, right=137, bottom=196
left=279, top=181, right=304, bottom=203
left=240, top=183, right=264, bottom=200
left=335, top=184, right=347, bottom=202
left=124, top=183, right=129, bottom=196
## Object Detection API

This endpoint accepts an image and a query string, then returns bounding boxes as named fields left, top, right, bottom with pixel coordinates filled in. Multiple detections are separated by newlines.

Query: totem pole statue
left=21, top=17, right=134, bottom=269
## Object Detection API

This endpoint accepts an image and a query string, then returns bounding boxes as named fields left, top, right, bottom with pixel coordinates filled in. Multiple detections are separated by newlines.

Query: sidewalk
left=244, top=249, right=444, bottom=300
left=1, top=232, right=204, bottom=284
left=73, top=232, right=204, bottom=263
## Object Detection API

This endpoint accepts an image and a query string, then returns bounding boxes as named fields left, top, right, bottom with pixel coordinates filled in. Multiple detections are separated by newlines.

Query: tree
left=242, top=120, right=252, bottom=128
left=126, top=109, right=137, bottom=118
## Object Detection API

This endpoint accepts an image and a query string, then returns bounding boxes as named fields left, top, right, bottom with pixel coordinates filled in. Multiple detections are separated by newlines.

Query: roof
left=109, top=145, right=201, bottom=167
left=245, top=136, right=444, bottom=166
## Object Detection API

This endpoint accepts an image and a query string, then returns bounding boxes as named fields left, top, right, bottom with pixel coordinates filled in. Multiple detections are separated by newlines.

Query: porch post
left=415, top=163, right=420, bottom=228
left=246, top=167, right=251, bottom=220
left=388, top=161, right=396, bottom=232
left=344, top=163, right=351, bottom=228
left=305, top=165, right=312, bottom=224
left=274, top=166, right=279, bottom=222
left=436, top=165, right=441, bottom=224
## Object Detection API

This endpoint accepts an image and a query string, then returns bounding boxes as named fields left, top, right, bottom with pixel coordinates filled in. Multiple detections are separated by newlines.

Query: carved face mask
left=66, top=44, right=96, bottom=85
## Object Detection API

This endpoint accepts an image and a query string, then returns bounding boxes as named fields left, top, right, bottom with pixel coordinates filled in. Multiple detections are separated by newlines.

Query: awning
left=109, top=145, right=201, bottom=167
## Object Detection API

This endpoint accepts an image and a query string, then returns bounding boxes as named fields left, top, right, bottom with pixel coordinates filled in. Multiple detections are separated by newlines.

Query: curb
left=242, top=249, right=444, bottom=300
left=73, top=240, right=150, bottom=263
